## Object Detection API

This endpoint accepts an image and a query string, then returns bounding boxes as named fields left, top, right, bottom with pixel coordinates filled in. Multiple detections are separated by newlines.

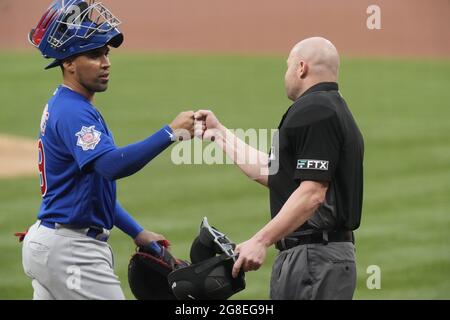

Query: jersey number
left=38, top=139, right=47, bottom=196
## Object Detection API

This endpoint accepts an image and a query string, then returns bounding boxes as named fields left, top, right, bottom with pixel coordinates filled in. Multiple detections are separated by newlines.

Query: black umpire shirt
left=268, top=82, right=364, bottom=232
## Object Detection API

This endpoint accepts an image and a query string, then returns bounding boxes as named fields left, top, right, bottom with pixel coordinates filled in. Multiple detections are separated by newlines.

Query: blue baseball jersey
left=37, top=85, right=117, bottom=229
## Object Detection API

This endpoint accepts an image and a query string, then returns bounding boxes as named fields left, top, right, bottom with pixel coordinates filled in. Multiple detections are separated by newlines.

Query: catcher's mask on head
left=167, top=217, right=246, bottom=300
left=128, top=241, right=189, bottom=300
left=29, top=0, right=123, bottom=70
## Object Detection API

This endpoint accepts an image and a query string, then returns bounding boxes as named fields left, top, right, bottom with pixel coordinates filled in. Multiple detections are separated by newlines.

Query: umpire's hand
left=232, top=236, right=269, bottom=278
left=193, top=110, right=225, bottom=141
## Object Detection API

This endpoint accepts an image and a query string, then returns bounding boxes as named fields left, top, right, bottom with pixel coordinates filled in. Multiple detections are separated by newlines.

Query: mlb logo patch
left=297, top=159, right=329, bottom=171
left=75, top=126, right=101, bottom=151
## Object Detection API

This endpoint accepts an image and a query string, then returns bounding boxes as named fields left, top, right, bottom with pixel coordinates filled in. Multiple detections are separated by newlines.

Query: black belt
left=275, top=230, right=354, bottom=251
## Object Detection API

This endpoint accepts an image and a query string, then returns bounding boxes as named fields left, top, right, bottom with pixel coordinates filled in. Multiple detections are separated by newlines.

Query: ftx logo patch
left=297, top=159, right=329, bottom=170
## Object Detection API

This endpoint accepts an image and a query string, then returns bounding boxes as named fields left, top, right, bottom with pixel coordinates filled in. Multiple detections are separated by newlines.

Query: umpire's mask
left=167, top=217, right=246, bottom=300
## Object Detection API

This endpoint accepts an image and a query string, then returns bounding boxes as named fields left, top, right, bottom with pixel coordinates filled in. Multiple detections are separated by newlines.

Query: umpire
left=195, top=37, right=364, bottom=299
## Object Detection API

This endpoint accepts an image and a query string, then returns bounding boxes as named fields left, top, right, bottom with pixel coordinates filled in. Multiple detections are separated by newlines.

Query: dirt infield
left=0, top=0, right=449, bottom=57
left=0, top=135, right=36, bottom=178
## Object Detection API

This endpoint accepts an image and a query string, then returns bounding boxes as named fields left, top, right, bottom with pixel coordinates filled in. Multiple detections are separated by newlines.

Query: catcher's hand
left=139, top=240, right=187, bottom=270
left=134, top=230, right=166, bottom=248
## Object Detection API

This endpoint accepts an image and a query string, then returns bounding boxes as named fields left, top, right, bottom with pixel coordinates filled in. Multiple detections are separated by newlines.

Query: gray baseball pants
left=22, top=221, right=125, bottom=300
left=270, top=242, right=356, bottom=300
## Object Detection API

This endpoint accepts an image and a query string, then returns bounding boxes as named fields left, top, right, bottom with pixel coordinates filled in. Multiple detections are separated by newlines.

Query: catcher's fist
left=170, top=111, right=195, bottom=141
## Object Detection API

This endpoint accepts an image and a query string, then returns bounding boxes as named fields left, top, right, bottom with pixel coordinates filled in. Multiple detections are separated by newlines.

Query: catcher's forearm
left=114, top=201, right=144, bottom=238
left=93, top=125, right=174, bottom=180
left=215, top=125, right=269, bottom=186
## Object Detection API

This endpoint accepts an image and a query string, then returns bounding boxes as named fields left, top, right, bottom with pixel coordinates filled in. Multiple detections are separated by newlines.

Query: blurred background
left=0, top=0, right=449, bottom=299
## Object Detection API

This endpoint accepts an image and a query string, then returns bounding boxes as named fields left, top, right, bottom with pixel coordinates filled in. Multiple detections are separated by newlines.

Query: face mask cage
left=46, top=0, right=121, bottom=49
left=200, top=217, right=237, bottom=261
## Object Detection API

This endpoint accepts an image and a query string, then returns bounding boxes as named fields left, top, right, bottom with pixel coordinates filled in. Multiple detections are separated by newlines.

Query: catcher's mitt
left=128, top=240, right=189, bottom=300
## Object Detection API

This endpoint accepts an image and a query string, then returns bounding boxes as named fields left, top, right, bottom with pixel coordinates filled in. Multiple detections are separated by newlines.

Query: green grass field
left=0, top=51, right=449, bottom=299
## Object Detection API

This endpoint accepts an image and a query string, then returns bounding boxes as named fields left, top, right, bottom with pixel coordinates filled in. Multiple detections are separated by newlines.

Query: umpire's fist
left=194, top=110, right=224, bottom=141
left=170, top=111, right=195, bottom=141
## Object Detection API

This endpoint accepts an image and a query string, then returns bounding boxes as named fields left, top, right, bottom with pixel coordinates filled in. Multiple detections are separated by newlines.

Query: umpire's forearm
left=215, top=125, right=269, bottom=186
left=253, top=181, right=328, bottom=246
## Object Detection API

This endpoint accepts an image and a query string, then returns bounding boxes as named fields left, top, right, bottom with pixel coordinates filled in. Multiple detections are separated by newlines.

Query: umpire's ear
left=297, top=60, right=309, bottom=79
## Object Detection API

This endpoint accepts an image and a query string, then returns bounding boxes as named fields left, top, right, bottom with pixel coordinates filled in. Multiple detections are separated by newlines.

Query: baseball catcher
left=20, top=0, right=195, bottom=300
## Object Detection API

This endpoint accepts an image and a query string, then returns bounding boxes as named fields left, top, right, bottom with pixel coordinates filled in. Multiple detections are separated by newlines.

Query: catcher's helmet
left=29, top=0, right=123, bottom=69
left=128, top=241, right=189, bottom=300
left=167, top=217, right=246, bottom=300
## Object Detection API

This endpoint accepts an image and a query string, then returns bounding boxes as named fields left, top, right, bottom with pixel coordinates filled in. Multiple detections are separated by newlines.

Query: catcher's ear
left=62, top=58, right=76, bottom=74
